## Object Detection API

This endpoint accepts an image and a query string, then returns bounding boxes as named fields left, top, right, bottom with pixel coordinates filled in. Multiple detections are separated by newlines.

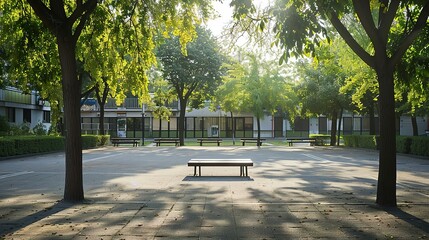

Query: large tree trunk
left=57, top=37, right=84, bottom=202
left=178, top=98, right=187, bottom=146
left=330, top=110, right=338, bottom=146
left=376, top=68, right=397, bottom=207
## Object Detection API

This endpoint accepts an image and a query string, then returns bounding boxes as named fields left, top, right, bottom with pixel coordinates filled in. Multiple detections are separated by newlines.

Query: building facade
left=81, top=97, right=428, bottom=138
left=0, top=87, right=51, bottom=131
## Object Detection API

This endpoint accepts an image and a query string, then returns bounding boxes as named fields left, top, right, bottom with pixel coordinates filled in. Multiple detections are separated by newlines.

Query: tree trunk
left=231, top=111, right=235, bottom=145
left=369, top=101, right=376, bottom=135
left=376, top=68, right=397, bottom=207
left=256, top=117, right=261, bottom=147
left=411, top=115, right=418, bottom=136
left=178, top=98, right=187, bottom=146
left=99, top=103, right=105, bottom=135
left=330, top=110, right=338, bottom=146
left=337, top=108, right=343, bottom=146
left=57, top=37, right=84, bottom=202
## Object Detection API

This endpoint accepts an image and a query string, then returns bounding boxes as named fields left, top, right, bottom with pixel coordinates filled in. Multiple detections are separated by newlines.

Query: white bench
left=188, top=159, right=253, bottom=177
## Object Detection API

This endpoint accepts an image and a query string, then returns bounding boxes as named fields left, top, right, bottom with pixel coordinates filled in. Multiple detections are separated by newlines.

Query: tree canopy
left=231, top=0, right=429, bottom=206
left=157, top=26, right=224, bottom=145
left=0, top=0, right=213, bottom=201
left=217, top=52, right=297, bottom=144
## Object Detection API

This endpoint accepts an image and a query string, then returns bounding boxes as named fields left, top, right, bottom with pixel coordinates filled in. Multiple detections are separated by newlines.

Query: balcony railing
left=0, top=88, right=32, bottom=104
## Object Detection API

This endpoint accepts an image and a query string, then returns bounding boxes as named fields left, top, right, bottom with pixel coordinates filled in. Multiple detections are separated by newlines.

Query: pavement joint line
left=0, top=171, right=34, bottom=180
left=84, top=153, right=124, bottom=163
left=302, top=153, right=330, bottom=162
left=84, top=201, right=429, bottom=206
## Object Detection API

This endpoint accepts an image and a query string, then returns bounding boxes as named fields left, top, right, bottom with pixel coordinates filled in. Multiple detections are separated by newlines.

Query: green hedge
left=410, top=137, right=429, bottom=157
left=0, top=135, right=110, bottom=158
left=396, top=136, right=412, bottom=154
left=309, top=134, right=331, bottom=146
left=343, top=135, right=378, bottom=150
left=344, top=135, right=429, bottom=157
left=0, top=138, right=16, bottom=156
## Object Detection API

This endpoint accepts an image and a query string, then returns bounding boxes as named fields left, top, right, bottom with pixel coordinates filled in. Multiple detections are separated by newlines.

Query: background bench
left=153, top=138, right=180, bottom=146
left=286, top=137, right=320, bottom=146
left=197, top=138, right=222, bottom=146
left=111, top=138, right=140, bottom=147
left=188, top=158, right=253, bottom=177
left=240, top=138, right=266, bottom=146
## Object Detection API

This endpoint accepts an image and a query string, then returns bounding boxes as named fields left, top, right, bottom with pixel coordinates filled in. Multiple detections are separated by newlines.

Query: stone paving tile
left=199, top=226, right=237, bottom=238
left=1, top=146, right=429, bottom=239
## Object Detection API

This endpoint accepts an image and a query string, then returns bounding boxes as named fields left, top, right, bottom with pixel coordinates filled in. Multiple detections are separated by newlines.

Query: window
left=43, top=111, right=51, bottom=123
left=23, top=109, right=31, bottom=123
left=244, top=117, right=253, bottom=130
left=6, top=107, right=15, bottom=122
left=186, top=118, right=194, bottom=130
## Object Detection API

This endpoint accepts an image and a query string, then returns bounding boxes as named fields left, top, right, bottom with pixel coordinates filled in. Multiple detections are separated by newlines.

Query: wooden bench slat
left=240, top=138, right=266, bottom=146
left=188, top=159, right=253, bottom=176
left=196, top=138, right=222, bottom=146
left=111, top=138, right=140, bottom=147
left=153, top=138, right=180, bottom=146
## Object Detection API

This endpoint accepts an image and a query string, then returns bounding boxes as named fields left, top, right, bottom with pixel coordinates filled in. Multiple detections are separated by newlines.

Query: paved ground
left=0, top=144, right=428, bottom=239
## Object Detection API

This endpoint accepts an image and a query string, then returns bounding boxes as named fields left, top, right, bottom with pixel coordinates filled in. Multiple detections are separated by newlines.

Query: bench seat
left=286, top=138, right=319, bottom=146
left=153, top=138, right=180, bottom=146
left=188, top=158, right=253, bottom=177
left=197, top=138, right=222, bottom=146
left=240, top=138, right=266, bottom=146
left=111, top=138, right=140, bottom=147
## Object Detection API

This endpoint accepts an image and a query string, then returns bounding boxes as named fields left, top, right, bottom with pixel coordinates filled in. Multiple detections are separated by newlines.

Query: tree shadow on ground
left=1, top=146, right=428, bottom=238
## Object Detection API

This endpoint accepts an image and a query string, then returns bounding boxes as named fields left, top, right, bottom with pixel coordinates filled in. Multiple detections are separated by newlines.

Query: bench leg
left=246, top=166, right=248, bottom=177
left=242, top=142, right=245, bottom=146
left=194, top=166, right=197, bottom=176
left=217, top=142, right=220, bottom=146
left=199, top=166, right=201, bottom=176
left=240, top=166, right=243, bottom=176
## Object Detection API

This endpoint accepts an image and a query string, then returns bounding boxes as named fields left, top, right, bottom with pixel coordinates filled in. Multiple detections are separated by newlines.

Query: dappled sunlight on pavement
left=1, top=146, right=428, bottom=239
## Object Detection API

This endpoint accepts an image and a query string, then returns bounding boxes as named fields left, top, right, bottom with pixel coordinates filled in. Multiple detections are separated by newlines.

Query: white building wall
left=15, top=108, right=23, bottom=125
left=399, top=116, right=427, bottom=136
left=309, top=118, right=318, bottom=134
left=254, top=116, right=273, bottom=138
left=31, top=110, right=44, bottom=128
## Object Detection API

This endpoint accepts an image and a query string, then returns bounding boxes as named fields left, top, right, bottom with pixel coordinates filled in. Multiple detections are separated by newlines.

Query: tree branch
left=71, top=0, right=98, bottom=43
left=27, top=0, right=57, bottom=35
left=379, top=0, right=400, bottom=45
left=329, top=12, right=375, bottom=68
left=391, top=2, right=429, bottom=67
left=353, top=0, right=379, bottom=47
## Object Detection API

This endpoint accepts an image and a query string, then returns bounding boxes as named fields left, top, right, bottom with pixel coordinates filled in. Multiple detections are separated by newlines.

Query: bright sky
left=205, top=1, right=233, bottom=37
left=205, top=0, right=270, bottom=37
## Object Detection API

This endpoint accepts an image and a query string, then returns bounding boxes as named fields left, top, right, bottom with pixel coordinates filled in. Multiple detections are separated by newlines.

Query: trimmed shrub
left=396, top=136, right=412, bottom=154
left=410, top=137, right=429, bottom=157
left=0, top=136, right=64, bottom=156
left=0, top=138, right=16, bottom=157
left=82, top=135, right=110, bottom=149
left=343, top=135, right=358, bottom=147
left=343, top=135, right=377, bottom=149
left=359, top=135, right=378, bottom=150
left=81, top=135, right=98, bottom=149
left=309, top=134, right=331, bottom=146
left=97, top=135, right=110, bottom=146
left=0, top=134, right=110, bottom=158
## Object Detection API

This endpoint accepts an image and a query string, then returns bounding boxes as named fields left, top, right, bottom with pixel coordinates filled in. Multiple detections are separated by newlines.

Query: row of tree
left=0, top=1, right=428, bottom=207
